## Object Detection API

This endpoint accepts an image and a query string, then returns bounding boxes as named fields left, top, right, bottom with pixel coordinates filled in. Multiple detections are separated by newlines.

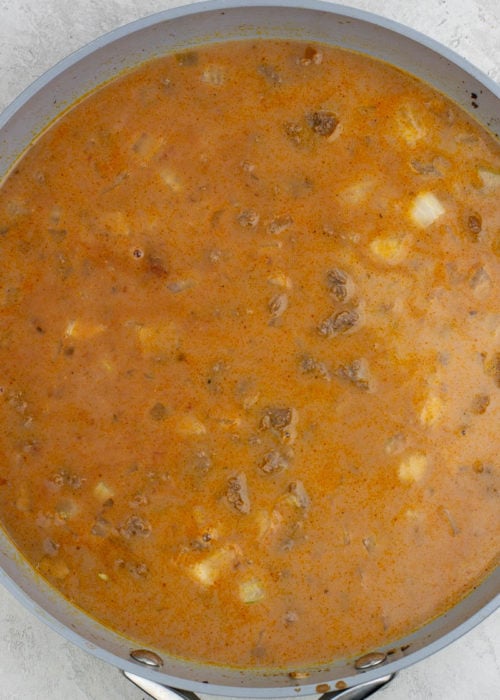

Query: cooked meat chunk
left=50, top=469, right=84, bottom=490
left=284, top=122, right=303, bottom=145
left=258, top=64, right=282, bottom=85
left=147, top=253, right=169, bottom=278
left=267, top=214, right=293, bottom=234
left=237, top=210, right=260, bottom=228
left=261, top=407, right=295, bottom=432
left=467, top=213, right=482, bottom=238
left=307, top=111, right=339, bottom=137
left=299, top=354, right=331, bottom=381
left=175, top=51, right=199, bottom=66
left=260, top=450, right=289, bottom=474
left=337, top=359, right=371, bottom=391
left=410, top=159, right=440, bottom=175
left=149, top=402, right=169, bottom=421
left=130, top=492, right=149, bottom=508
left=119, top=515, right=152, bottom=538
left=91, top=515, right=111, bottom=537
left=115, top=559, right=149, bottom=578
left=226, top=473, right=251, bottom=514
left=299, top=46, right=323, bottom=66
left=318, top=309, right=359, bottom=337
left=326, top=267, right=354, bottom=302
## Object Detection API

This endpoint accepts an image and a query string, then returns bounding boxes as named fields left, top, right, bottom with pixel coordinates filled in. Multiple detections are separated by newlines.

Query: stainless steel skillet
left=0, top=1, right=498, bottom=698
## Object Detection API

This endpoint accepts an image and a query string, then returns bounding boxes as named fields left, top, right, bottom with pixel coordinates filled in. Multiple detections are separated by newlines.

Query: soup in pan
left=0, top=40, right=498, bottom=670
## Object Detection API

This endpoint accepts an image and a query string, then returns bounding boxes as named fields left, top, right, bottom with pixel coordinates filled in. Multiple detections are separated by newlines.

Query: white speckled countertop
left=0, top=1, right=499, bottom=698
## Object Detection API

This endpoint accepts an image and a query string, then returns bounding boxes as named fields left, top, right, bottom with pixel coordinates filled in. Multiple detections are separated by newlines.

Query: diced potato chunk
left=94, top=481, right=114, bottom=503
left=239, top=578, right=265, bottom=603
left=478, top=167, right=500, bottom=190
left=419, top=394, right=444, bottom=426
left=369, top=236, right=408, bottom=264
left=176, top=414, right=207, bottom=436
left=201, top=65, right=225, bottom=86
left=188, top=546, right=237, bottom=586
left=65, top=319, right=106, bottom=340
left=137, top=322, right=179, bottom=359
left=410, top=192, right=445, bottom=228
left=398, top=452, right=428, bottom=483
left=158, top=167, right=183, bottom=192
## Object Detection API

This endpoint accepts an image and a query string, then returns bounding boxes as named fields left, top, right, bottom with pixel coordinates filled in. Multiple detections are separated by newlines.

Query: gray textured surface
left=0, top=1, right=499, bottom=699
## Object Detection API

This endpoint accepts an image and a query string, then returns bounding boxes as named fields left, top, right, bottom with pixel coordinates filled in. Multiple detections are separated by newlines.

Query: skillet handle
left=320, top=673, right=395, bottom=699
left=123, top=671, right=200, bottom=700
left=123, top=670, right=395, bottom=700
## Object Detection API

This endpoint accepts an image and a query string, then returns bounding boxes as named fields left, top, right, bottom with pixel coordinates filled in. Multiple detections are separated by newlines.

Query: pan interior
left=0, top=4, right=498, bottom=696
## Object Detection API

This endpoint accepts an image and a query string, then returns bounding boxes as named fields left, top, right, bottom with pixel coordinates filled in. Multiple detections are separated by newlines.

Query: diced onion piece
left=167, top=278, right=196, bottom=293
left=215, top=415, right=242, bottom=431
left=396, top=104, right=426, bottom=146
left=268, top=272, right=293, bottom=289
left=398, top=452, right=428, bottom=483
left=239, top=578, right=265, bottom=603
left=188, top=547, right=237, bottom=586
left=242, top=392, right=260, bottom=410
left=132, top=132, right=164, bottom=163
left=55, top=498, right=78, bottom=520
left=478, top=167, right=500, bottom=190
left=410, top=192, right=445, bottom=228
left=327, top=121, right=343, bottom=143
left=94, top=481, right=114, bottom=503
left=340, top=179, right=374, bottom=205
left=405, top=508, right=424, bottom=522
left=255, top=508, right=283, bottom=541
left=419, top=394, right=444, bottom=426
left=369, top=236, right=408, bottom=264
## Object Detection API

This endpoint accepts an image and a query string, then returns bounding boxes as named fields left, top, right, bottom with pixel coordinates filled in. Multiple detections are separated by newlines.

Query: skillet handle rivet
left=354, top=651, right=387, bottom=670
left=130, top=648, right=164, bottom=667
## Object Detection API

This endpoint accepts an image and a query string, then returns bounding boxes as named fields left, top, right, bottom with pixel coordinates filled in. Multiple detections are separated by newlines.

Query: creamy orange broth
left=0, top=40, right=499, bottom=670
